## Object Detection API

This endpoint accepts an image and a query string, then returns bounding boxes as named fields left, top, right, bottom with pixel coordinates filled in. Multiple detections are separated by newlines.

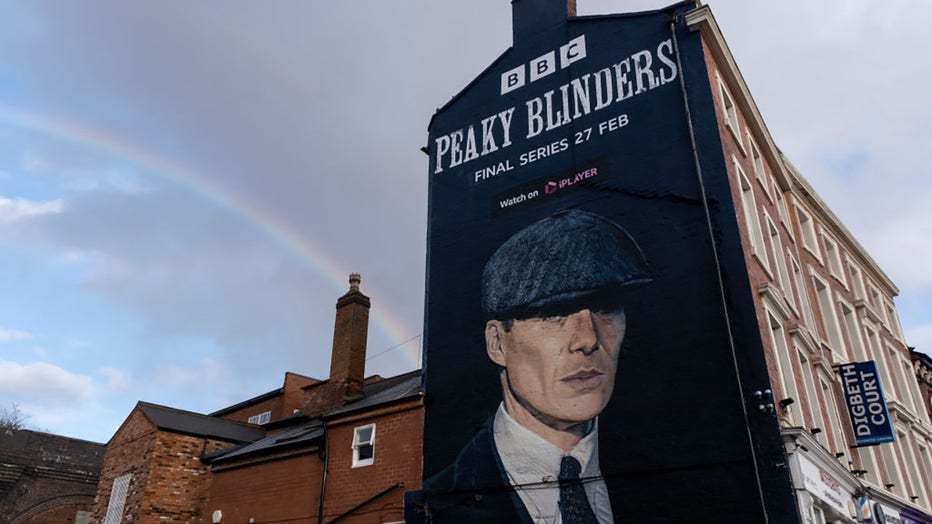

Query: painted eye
left=543, top=315, right=563, bottom=322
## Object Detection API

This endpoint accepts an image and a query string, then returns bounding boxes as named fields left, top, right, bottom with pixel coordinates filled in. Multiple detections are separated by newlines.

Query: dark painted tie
left=558, top=456, right=598, bottom=524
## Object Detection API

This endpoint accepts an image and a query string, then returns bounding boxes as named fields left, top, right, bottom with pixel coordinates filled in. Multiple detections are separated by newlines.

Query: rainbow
left=0, top=101, right=421, bottom=368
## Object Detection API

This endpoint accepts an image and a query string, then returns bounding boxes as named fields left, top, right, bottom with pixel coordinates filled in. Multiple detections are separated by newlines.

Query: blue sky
left=1, top=0, right=930, bottom=443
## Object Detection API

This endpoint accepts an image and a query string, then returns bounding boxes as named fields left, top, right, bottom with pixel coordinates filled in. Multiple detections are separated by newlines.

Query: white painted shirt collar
left=492, top=403, right=613, bottom=524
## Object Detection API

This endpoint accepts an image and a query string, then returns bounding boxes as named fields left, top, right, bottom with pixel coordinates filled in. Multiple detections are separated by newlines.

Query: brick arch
left=11, top=494, right=96, bottom=524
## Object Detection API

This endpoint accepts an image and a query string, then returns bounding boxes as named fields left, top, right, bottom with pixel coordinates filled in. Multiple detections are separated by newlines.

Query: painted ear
left=485, top=321, right=507, bottom=367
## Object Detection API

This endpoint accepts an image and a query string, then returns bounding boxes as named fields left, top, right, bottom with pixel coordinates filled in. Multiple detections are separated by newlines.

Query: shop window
left=353, top=423, right=376, bottom=467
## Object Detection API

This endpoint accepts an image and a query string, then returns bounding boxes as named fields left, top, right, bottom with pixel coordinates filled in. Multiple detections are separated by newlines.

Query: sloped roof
left=137, top=402, right=264, bottom=443
left=200, top=370, right=421, bottom=466
left=326, top=369, right=422, bottom=417
left=203, top=419, right=324, bottom=465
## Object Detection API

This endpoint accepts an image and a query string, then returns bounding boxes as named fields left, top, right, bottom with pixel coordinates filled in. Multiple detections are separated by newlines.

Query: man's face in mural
left=486, top=306, right=626, bottom=432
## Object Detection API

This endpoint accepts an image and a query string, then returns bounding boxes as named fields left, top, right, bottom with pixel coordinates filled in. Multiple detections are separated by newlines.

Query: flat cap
left=481, top=210, right=652, bottom=319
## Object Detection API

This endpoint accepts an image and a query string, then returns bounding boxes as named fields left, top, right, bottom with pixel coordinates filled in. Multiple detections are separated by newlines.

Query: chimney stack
left=329, top=273, right=370, bottom=402
left=512, top=0, right=576, bottom=44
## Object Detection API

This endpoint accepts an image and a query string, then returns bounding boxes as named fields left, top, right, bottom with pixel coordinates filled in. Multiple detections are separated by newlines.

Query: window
left=839, top=299, right=866, bottom=362
left=819, top=376, right=847, bottom=454
left=867, top=283, right=883, bottom=313
left=846, top=258, right=867, bottom=301
left=774, top=181, right=791, bottom=236
left=880, top=441, right=905, bottom=497
left=718, top=76, right=742, bottom=148
left=812, top=271, right=847, bottom=360
left=766, top=307, right=800, bottom=426
left=748, top=133, right=769, bottom=199
left=795, top=205, right=820, bottom=260
left=736, top=158, right=769, bottom=270
left=917, top=443, right=932, bottom=506
left=791, top=255, right=816, bottom=329
left=103, top=474, right=132, bottom=524
left=820, top=231, right=846, bottom=287
left=857, top=446, right=881, bottom=486
left=248, top=410, right=271, bottom=425
left=900, top=430, right=925, bottom=502
left=767, top=216, right=794, bottom=305
left=899, top=357, right=919, bottom=413
left=352, top=424, right=376, bottom=467
left=796, top=347, right=822, bottom=435
left=884, top=302, right=904, bottom=341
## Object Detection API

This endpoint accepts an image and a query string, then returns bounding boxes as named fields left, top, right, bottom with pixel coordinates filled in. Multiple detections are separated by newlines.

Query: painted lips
left=561, top=370, right=603, bottom=390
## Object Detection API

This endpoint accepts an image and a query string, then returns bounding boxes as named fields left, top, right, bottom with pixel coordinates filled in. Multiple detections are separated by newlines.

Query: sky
left=0, top=0, right=929, bottom=444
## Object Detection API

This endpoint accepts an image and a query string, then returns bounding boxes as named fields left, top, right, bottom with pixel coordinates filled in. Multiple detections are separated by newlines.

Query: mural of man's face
left=486, top=307, right=626, bottom=432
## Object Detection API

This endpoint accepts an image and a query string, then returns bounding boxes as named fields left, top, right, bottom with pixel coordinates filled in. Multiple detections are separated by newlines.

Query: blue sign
left=838, top=361, right=895, bottom=446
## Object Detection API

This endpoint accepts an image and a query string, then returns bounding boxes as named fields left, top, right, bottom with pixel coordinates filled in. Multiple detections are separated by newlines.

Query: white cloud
left=0, top=195, right=63, bottom=222
left=0, top=359, right=94, bottom=404
left=0, top=327, right=33, bottom=343
left=98, top=366, right=131, bottom=392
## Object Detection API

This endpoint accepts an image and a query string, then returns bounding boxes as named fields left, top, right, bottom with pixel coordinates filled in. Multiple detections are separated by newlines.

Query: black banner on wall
left=407, top=2, right=796, bottom=522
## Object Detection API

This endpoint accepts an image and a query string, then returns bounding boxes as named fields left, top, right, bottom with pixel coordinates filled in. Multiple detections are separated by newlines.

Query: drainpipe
left=317, top=422, right=328, bottom=524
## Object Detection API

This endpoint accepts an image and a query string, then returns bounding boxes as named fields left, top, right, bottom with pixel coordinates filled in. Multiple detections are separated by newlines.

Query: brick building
left=687, top=4, right=932, bottom=522
left=0, top=429, right=104, bottom=524
left=92, top=274, right=423, bottom=523
left=913, top=350, right=932, bottom=426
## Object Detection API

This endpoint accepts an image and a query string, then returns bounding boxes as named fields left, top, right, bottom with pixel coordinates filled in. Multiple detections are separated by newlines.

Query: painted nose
left=568, top=309, right=599, bottom=355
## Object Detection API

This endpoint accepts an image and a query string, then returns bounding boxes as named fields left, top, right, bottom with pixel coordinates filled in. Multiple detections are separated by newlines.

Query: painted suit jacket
left=404, top=421, right=622, bottom=523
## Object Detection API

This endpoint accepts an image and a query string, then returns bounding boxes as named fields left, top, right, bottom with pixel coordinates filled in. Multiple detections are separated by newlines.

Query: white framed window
left=917, top=442, right=932, bottom=506
left=795, top=204, right=821, bottom=261
left=352, top=423, right=376, bottom=467
left=766, top=215, right=794, bottom=306
left=747, top=133, right=770, bottom=200
left=819, top=374, right=847, bottom=455
left=104, top=473, right=132, bottom=524
left=880, top=440, right=906, bottom=497
left=248, top=410, right=271, bottom=425
left=900, top=430, right=924, bottom=502
left=884, top=302, right=904, bottom=341
left=867, top=282, right=883, bottom=313
left=846, top=257, right=867, bottom=301
left=898, top=357, right=919, bottom=413
left=811, top=270, right=847, bottom=360
left=790, top=254, right=815, bottom=329
left=765, top=305, right=800, bottom=426
left=879, top=344, right=901, bottom=403
left=858, top=446, right=882, bottom=486
left=773, top=181, right=792, bottom=238
left=838, top=298, right=866, bottom=362
left=796, top=346, right=822, bottom=436
left=736, top=158, right=769, bottom=270
left=820, top=231, right=846, bottom=287
left=717, top=74, right=743, bottom=152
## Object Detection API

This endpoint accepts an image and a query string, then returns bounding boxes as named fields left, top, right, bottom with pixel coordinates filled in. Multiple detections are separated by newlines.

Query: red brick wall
left=92, top=409, right=156, bottom=523
left=24, top=504, right=91, bottom=523
left=322, top=402, right=423, bottom=524
left=217, top=395, right=282, bottom=425
left=207, top=453, right=323, bottom=523
left=93, top=408, right=234, bottom=524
